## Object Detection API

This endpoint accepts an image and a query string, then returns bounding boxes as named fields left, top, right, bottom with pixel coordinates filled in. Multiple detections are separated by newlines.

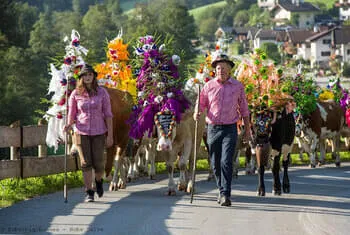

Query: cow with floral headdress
left=236, top=49, right=296, bottom=196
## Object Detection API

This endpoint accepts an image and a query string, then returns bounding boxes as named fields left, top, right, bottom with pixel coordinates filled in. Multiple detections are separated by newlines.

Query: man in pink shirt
left=194, top=54, right=250, bottom=206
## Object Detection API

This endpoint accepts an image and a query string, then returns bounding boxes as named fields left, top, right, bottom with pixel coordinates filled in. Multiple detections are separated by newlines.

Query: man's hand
left=193, top=112, right=201, bottom=121
left=63, top=124, right=72, bottom=133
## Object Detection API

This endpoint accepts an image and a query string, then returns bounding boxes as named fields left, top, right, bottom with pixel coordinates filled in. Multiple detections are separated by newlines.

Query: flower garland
left=44, top=29, right=88, bottom=151
left=128, top=35, right=190, bottom=139
left=235, top=48, right=291, bottom=113
left=94, top=30, right=136, bottom=100
left=154, top=110, right=176, bottom=138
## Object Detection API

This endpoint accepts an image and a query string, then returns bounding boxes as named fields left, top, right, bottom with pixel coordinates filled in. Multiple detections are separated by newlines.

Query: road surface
left=0, top=163, right=349, bottom=235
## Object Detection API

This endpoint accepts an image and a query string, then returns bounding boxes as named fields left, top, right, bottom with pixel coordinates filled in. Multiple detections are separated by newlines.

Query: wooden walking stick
left=190, top=84, right=201, bottom=203
left=63, top=75, right=70, bottom=203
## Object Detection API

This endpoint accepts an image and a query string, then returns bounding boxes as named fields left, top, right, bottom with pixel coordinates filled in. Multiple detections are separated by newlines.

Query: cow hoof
left=257, top=188, right=265, bottom=196
left=317, top=161, right=325, bottom=167
left=177, top=184, right=187, bottom=192
left=149, top=175, right=155, bottom=180
left=118, top=182, right=126, bottom=189
left=335, top=162, right=341, bottom=167
left=109, top=182, right=118, bottom=191
left=127, top=177, right=132, bottom=183
left=283, top=186, right=290, bottom=193
left=272, top=189, right=282, bottom=196
left=167, top=189, right=176, bottom=196
left=310, top=164, right=316, bottom=168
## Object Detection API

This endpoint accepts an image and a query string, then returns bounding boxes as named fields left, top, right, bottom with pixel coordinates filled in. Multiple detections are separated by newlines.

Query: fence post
left=38, top=119, right=47, bottom=158
left=10, top=121, right=20, bottom=160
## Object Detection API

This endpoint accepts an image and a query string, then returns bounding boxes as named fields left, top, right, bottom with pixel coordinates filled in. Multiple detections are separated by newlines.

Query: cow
left=251, top=101, right=296, bottom=196
left=295, top=101, right=343, bottom=168
left=154, top=109, right=206, bottom=195
left=104, top=87, right=134, bottom=191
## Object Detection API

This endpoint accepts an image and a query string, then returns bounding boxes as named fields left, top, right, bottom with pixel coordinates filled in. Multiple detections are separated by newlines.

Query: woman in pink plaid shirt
left=194, top=55, right=251, bottom=206
left=64, top=64, right=113, bottom=202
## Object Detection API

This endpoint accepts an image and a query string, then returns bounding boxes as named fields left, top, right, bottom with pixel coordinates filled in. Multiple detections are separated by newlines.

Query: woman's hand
left=63, top=124, right=72, bottom=133
left=106, top=134, right=113, bottom=148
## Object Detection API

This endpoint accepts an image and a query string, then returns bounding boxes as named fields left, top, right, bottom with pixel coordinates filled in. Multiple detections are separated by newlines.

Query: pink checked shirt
left=199, top=78, right=249, bottom=125
left=68, top=87, right=113, bottom=136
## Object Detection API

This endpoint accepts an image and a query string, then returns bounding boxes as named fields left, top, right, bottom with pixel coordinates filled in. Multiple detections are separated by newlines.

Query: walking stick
left=63, top=76, right=69, bottom=203
left=190, top=84, right=201, bottom=203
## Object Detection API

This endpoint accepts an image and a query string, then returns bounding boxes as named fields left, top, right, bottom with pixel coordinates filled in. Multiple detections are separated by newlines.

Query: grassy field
left=306, top=0, right=337, bottom=10
left=189, top=1, right=227, bottom=22
left=1, top=151, right=349, bottom=208
left=120, top=0, right=148, bottom=11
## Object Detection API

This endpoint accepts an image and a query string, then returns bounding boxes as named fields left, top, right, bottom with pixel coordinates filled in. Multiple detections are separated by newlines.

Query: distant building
left=334, top=0, right=350, bottom=21
left=258, top=0, right=278, bottom=10
left=271, top=0, right=320, bottom=28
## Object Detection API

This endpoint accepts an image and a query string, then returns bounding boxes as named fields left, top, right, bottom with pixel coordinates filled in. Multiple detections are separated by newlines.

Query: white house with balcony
left=271, top=0, right=320, bottom=28
left=306, top=26, right=350, bottom=68
left=258, top=0, right=277, bottom=10
left=335, top=0, right=350, bottom=21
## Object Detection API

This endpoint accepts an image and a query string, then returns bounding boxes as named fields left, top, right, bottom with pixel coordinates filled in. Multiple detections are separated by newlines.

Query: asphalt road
left=0, top=163, right=349, bottom=235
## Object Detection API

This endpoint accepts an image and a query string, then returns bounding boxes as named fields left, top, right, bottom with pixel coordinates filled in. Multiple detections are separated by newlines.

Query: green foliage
left=189, top=1, right=226, bottom=22
left=229, top=41, right=244, bottom=55
left=261, top=42, right=281, bottom=64
left=198, top=17, right=218, bottom=41
left=282, top=74, right=319, bottom=115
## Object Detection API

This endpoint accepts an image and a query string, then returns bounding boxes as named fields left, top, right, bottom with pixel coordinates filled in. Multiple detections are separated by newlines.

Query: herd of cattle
left=71, top=86, right=350, bottom=197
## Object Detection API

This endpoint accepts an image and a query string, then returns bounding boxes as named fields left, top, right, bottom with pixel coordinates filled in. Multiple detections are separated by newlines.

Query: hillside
left=189, top=1, right=227, bottom=21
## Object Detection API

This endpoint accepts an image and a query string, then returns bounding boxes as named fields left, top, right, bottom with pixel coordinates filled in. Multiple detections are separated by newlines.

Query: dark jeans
left=207, top=123, right=237, bottom=198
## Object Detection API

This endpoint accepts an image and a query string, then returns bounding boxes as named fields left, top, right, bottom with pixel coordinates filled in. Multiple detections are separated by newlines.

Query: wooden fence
left=0, top=124, right=349, bottom=181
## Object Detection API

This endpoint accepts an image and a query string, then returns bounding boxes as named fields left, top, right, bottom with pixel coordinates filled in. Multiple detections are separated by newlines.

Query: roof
left=286, top=29, right=317, bottom=44
left=256, top=30, right=278, bottom=40
left=232, top=27, right=258, bottom=35
left=306, top=26, right=350, bottom=44
left=276, top=0, right=319, bottom=12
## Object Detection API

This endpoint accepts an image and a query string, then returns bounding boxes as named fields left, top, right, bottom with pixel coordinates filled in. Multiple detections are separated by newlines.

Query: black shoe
left=220, top=196, right=232, bottom=207
left=95, top=179, right=104, bottom=198
left=85, top=189, right=95, bottom=202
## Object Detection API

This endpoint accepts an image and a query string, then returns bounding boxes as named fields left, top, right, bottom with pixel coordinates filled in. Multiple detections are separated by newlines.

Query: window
left=323, top=39, right=331, bottom=44
left=321, top=51, right=331, bottom=56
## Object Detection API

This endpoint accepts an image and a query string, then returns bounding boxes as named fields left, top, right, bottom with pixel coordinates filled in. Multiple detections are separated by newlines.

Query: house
left=281, top=29, right=318, bottom=60
left=306, top=26, right=350, bottom=68
left=258, top=0, right=278, bottom=10
left=334, top=0, right=350, bottom=21
left=271, top=0, right=320, bottom=28
left=247, top=29, right=278, bottom=49
left=214, top=26, right=233, bottom=40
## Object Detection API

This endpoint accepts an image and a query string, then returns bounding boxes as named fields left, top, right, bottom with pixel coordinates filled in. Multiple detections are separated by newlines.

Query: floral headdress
left=235, top=49, right=291, bottom=113
left=94, top=29, right=136, bottom=100
left=128, top=35, right=190, bottom=139
left=44, top=30, right=88, bottom=151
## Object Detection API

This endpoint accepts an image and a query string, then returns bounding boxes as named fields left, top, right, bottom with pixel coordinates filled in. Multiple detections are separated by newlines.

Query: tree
left=261, top=42, right=281, bottom=64
left=52, top=11, right=82, bottom=39
left=153, top=0, right=197, bottom=61
left=234, top=10, right=249, bottom=27
left=198, top=17, right=217, bottom=41
left=82, top=4, right=117, bottom=63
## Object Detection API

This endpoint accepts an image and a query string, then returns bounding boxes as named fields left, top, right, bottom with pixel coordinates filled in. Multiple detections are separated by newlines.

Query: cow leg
left=309, top=137, right=319, bottom=168
left=318, top=139, right=326, bottom=166
left=271, top=149, right=281, bottom=196
left=256, top=143, right=269, bottom=196
left=332, top=135, right=341, bottom=167
left=232, top=149, right=240, bottom=179
left=166, top=160, right=176, bottom=196
left=203, top=133, right=214, bottom=181
left=145, top=142, right=156, bottom=180
left=109, top=147, right=125, bottom=191
left=282, top=154, right=290, bottom=193
left=246, top=145, right=256, bottom=175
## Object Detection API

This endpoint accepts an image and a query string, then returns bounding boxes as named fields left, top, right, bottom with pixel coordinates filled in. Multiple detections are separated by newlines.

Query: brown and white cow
left=104, top=87, right=134, bottom=191
left=296, top=101, right=343, bottom=168
left=154, top=109, right=206, bottom=195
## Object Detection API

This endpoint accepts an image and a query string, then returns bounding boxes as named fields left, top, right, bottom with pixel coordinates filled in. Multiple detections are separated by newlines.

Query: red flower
left=204, top=77, right=210, bottom=83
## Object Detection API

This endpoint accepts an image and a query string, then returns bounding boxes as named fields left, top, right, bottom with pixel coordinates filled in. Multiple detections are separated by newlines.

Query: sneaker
left=85, top=189, right=95, bottom=202
left=220, top=196, right=232, bottom=207
left=95, top=179, right=104, bottom=198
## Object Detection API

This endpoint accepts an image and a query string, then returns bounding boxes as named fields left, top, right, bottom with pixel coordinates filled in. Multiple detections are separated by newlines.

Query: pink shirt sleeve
left=67, top=89, right=77, bottom=125
left=100, top=87, right=113, bottom=118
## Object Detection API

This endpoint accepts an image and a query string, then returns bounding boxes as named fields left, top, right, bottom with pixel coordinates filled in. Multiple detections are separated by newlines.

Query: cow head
left=251, top=110, right=273, bottom=144
left=154, top=110, right=177, bottom=151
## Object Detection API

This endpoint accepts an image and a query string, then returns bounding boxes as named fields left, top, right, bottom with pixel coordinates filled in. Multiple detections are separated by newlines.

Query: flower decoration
left=281, top=73, right=320, bottom=115
left=94, top=30, right=136, bottom=100
left=44, top=29, right=88, bottom=151
left=128, top=35, right=190, bottom=139
left=235, top=48, right=292, bottom=113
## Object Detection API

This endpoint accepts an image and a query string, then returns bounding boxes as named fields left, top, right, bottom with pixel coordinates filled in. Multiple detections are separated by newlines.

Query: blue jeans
left=207, top=123, right=237, bottom=198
